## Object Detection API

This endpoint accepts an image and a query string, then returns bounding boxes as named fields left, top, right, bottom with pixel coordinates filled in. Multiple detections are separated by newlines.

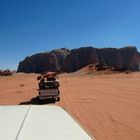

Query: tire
left=57, top=97, right=60, bottom=101
left=52, top=97, right=56, bottom=103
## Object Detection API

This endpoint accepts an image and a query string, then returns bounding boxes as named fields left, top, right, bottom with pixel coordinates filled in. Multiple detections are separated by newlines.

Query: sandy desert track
left=57, top=73, right=140, bottom=140
left=0, top=72, right=140, bottom=140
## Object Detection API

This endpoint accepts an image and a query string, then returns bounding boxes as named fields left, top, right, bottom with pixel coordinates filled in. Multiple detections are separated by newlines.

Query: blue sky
left=0, top=0, right=140, bottom=70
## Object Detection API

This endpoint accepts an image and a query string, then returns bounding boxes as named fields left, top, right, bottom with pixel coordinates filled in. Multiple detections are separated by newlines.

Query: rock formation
left=62, top=46, right=140, bottom=72
left=0, top=69, right=14, bottom=76
left=17, top=46, right=140, bottom=73
left=17, top=48, right=70, bottom=73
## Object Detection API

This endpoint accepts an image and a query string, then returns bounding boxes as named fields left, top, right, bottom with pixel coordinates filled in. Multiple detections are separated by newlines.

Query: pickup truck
left=37, top=72, right=60, bottom=101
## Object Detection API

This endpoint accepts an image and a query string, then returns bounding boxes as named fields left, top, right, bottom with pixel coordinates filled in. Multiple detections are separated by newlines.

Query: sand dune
left=0, top=72, right=140, bottom=140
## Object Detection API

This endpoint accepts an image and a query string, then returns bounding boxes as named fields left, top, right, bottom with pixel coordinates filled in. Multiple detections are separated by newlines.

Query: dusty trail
left=0, top=72, right=140, bottom=140
left=56, top=73, right=140, bottom=140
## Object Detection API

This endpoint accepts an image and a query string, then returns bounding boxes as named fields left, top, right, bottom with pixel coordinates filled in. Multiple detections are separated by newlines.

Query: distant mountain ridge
left=17, top=46, right=140, bottom=73
left=17, top=48, right=70, bottom=73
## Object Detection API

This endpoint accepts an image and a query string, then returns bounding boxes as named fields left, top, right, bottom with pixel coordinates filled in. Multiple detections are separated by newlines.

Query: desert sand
left=0, top=72, right=140, bottom=140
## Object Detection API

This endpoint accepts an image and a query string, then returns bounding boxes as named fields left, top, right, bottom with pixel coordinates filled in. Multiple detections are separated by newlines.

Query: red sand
left=0, top=72, right=140, bottom=140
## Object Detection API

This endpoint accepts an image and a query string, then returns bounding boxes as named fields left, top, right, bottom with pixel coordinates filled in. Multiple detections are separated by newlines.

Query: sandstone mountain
left=17, top=48, right=70, bottom=73
left=17, top=46, right=140, bottom=73
left=62, top=46, right=140, bottom=72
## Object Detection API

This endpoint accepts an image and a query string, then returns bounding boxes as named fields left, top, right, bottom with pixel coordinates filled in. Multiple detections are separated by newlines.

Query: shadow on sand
left=19, top=96, right=56, bottom=105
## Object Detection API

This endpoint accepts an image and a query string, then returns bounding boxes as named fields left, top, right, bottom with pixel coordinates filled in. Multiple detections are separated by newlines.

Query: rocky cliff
left=17, top=46, right=140, bottom=73
left=17, top=48, right=70, bottom=73
left=62, top=46, right=140, bottom=72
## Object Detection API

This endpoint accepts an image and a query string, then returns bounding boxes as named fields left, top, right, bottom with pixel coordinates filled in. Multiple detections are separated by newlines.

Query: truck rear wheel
left=57, top=97, right=60, bottom=101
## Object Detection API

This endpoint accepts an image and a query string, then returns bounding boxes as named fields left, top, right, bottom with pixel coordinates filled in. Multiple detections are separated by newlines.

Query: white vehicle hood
left=0, top=105, right=95, bottom=140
